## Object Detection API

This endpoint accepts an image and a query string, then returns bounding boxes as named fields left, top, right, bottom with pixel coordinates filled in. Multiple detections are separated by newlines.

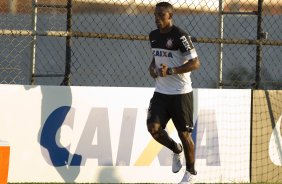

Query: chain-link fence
left=0, top=0, right=281, bottom=89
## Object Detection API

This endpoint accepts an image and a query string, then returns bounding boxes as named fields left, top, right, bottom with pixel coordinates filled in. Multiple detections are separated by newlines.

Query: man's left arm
left=172, top=57, right=200, bottom=74
left=158, top=58, right=200, bottom=77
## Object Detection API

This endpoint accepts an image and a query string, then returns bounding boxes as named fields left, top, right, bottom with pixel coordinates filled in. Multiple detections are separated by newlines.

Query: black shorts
left=147, top=91, right=194, bottom=132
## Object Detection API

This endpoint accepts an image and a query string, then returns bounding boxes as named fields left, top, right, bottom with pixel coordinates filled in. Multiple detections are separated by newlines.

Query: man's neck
left=160, top=23, right=173, bottom=33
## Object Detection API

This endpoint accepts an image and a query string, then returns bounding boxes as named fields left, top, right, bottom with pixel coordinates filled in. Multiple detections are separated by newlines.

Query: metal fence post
left=218, top=0, right=224, bottom=88
left=30, top=0, right=38, bottom=85
left=255, top=0, right=264, bottom=89
left=61, top=0, right=72, bottom=86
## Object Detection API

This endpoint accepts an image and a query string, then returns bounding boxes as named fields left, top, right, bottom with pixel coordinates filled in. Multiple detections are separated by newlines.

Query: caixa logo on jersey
left=40, top=106, right=221, bottom=167
left=152, top=50, right=173, bottom=58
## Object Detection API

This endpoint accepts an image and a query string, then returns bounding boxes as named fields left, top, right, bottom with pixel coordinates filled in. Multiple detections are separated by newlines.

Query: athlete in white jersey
left=150, top=24, right=198, bottom=94
left=146, top=2, right=200, bottom=184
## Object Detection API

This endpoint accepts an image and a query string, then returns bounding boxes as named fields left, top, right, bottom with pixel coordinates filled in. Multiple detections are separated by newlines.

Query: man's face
left=154, top=6, right=172, bottom=30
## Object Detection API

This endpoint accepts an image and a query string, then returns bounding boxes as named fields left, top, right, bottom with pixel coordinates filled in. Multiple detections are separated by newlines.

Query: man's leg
left=178, top=130, right=196, bottom=173
left=147, top=122, right=182, bottom=154
left=178, top=131, right=197, bottom=183
left=147, top=122, right=183, bottom=173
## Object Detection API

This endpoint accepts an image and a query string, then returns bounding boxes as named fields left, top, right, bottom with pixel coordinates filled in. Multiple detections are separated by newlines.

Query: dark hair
left=156, top=2, right=174, bottom=11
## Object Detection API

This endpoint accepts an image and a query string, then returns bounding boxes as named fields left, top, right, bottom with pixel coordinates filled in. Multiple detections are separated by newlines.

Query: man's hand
left=158, top=64, right=168, bottom=77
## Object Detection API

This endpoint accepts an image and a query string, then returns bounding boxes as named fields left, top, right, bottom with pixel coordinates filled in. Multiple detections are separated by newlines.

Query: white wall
left=0, top=85, right=251, bottom=183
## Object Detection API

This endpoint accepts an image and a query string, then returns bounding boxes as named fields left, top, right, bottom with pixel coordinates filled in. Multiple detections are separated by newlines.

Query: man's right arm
left=148, top=58, right=158, bottom=78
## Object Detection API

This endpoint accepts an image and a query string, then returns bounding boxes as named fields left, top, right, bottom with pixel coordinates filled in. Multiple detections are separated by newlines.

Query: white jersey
left=149, top=25, right=198, bottom=94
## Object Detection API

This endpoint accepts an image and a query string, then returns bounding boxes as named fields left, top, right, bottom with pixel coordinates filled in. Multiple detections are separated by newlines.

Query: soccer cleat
left=172, top=144, right=183, bottom=173
left=179, top=170, right=197, bottom=184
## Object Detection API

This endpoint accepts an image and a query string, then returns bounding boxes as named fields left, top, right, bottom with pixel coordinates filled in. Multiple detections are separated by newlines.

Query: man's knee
left=178, top=130, right=192, bottom=141
left=147, top=123, right=163, bottom=140
left=147, top=122, right=160, bottom=133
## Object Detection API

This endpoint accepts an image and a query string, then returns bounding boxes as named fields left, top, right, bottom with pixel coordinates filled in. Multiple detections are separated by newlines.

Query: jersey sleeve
left=178, top=33, right=198, bottom=61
